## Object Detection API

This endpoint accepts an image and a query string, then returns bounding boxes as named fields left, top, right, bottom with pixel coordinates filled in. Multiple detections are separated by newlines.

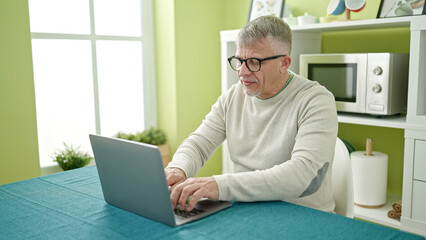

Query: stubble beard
left=240, top=78, right=261, bottom=97
left=244, top=87, right=261, bottom=97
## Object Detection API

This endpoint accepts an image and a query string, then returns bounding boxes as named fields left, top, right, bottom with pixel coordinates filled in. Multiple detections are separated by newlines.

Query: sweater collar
left=255, top=71, right=294, bottom=101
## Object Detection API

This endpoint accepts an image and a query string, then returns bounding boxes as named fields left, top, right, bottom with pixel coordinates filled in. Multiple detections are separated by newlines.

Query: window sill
left=40, top=160, right=95, bottom=176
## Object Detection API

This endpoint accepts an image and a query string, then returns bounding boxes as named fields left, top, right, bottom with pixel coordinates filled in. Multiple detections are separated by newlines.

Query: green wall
left=154, top=0, right=250, bottom=177
left=0, top=0, right=41, bottom=184
left=155, top=0, right=407, bottom=195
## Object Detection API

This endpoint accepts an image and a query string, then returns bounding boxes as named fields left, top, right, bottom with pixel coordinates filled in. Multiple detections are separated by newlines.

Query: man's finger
left=170, top=182, right=184, bottom=209
left=169, top=177, right=186, bottom=192
left=186, top=189, right=204, bottom=211
left=177, top=181, right=198, bottom=210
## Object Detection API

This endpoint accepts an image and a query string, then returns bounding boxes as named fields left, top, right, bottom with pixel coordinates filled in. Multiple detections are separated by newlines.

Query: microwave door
left=301, top=54, right=367, bottom=114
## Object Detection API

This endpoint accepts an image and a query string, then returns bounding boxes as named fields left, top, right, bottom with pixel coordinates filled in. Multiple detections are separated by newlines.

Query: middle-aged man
left=165, top=15, right=338, bottom=213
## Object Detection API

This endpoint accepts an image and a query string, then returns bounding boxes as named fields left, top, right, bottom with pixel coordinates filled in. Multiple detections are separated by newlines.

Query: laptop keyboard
left=174, top=206, right=206, bottom=218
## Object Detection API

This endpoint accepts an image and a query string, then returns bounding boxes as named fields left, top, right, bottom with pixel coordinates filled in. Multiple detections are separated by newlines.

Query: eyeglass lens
left=230, top=58, right=260, bottom=72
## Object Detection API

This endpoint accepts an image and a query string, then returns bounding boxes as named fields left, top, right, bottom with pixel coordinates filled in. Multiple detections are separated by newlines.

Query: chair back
left=332, top=137, right=354, bottom=217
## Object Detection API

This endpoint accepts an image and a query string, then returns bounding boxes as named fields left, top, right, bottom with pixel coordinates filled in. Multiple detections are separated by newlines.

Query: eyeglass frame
left=227, top=55, right=287, bottom=72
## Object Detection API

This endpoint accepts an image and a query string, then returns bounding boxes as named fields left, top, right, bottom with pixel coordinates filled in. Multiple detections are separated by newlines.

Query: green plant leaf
left=52, top=143, right=93, bottom=171
left=114, top=127, right=167, bottom=145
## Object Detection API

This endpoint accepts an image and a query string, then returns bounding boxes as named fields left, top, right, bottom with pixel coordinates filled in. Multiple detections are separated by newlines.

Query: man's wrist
left=166, top=167, right=186, bottom=177
left=212, top=175, right=227, bottom=200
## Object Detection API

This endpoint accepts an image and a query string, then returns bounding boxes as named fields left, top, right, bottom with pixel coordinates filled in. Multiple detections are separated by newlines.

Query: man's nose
left=238, top=62, right=251, bottom=76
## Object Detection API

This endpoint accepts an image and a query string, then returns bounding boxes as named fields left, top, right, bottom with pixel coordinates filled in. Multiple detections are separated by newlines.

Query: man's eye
left=248, top=59, right=259, bottom=66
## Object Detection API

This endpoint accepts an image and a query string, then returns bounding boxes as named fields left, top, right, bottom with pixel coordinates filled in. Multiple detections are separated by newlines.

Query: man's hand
left=170, top=177, right=219, bottom=212
left=164, top=167, right=187, bottom=188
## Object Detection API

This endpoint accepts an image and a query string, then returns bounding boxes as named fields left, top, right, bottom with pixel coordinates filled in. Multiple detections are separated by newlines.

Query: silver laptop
left=89, top=134, right=232, bottom=227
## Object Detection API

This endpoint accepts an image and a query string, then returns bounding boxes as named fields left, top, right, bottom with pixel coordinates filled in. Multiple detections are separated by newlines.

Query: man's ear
left=280, top=56, right=291, bottom=74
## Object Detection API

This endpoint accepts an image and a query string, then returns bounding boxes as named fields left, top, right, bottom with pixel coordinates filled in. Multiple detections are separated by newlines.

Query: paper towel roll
left=351, top=151, right=388, bottom=208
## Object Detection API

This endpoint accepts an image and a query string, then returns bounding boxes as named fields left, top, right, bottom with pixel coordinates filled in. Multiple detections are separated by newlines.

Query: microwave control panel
left=366, top=53, right=409, bottom=115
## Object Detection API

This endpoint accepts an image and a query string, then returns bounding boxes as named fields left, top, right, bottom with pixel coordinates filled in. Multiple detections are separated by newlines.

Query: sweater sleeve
left=167, top=95, right=227, bottom=178
left=213, top=88, right=338, bottom=202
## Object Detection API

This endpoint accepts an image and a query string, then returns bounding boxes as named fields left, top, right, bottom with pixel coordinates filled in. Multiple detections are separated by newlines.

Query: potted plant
left=52, top=143, right=93, bottom=171
left=115, top=127, right=170, bottom=167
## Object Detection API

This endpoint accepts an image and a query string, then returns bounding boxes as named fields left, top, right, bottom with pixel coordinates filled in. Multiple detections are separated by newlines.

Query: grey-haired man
left=166, top=15, right=338, bottom=213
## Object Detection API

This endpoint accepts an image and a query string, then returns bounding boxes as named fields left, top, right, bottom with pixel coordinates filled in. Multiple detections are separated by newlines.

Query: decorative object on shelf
left=351, top=138, right=389, bottom=208
left=114, top=127, right=170, bottom=167
left=346, top=0, right=367, bottom=11
left=377, top=0, right=426, bottom=18
left=388, top=200, right=402, bottom=221
left=319, top=16, right=337, bottom=23
left=327, top=0, right=367, bottom=20
left=283, top=14, right=298, bottom=26
left=248, top=0, right=285, bottom=21
left=297, top=12, right=317, bottom=25
left=346, top=0, right=367, bottom=19
left=328, top=0, right=346, bottom=15
left=52, top=143, right=93, bottom=171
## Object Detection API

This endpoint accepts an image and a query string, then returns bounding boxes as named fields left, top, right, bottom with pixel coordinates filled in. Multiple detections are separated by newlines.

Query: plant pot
left=157, top=144, right=170, bottom=167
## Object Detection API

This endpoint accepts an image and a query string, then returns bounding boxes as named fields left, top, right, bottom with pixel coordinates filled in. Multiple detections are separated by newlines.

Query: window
left=28, top=0, right=156, bottom=167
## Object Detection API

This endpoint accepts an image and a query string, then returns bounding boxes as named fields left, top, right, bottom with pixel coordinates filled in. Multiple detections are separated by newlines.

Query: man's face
left=235, top=38, right=287, bottom=99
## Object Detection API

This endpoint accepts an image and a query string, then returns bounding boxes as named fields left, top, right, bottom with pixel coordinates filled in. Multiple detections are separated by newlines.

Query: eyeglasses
left=227, top=55, right=286, bottom=72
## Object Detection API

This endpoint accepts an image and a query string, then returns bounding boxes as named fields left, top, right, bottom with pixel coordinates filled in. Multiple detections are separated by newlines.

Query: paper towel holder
left=352, top=137, right=388, bottom=208
left=366, top=138, right=372, bottom=156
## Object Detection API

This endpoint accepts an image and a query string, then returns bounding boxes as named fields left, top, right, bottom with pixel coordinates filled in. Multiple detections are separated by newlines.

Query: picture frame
left=248, top=0, right=285, bottom=22
left=377, top=0, right=426, bottom=18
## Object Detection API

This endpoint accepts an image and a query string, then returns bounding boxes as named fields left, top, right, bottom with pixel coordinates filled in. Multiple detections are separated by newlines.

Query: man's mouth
left=243, top=81, right=255, bottom=87
left=240, top=79, right=258, bottom=87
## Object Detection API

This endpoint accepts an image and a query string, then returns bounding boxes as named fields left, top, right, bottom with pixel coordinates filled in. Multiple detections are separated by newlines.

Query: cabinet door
left=414, top=140, right=426, bottom=181
left=412, top=180, right=426, bottom=222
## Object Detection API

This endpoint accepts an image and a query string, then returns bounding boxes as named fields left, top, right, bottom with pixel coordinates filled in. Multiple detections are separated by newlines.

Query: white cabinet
left=401, top=15, right=426, bottom=236
left=403, top=130, right=426, bottom=236
left=220, top=15, right=426, bottom=236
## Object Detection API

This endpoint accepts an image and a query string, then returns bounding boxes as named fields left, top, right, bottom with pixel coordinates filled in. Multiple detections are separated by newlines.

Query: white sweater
left=168, top=73, right=338, bottom=212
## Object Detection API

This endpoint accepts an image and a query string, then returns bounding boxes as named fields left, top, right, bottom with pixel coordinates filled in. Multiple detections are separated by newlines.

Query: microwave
left=300, top=53, right=409, bottom=116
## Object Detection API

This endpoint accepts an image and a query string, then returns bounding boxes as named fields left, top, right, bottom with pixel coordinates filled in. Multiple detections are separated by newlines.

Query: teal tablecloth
left=0, top=166, right=424, bottom=240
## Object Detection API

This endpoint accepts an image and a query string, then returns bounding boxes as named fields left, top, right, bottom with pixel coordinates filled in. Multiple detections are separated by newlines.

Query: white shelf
left=338, top=113, right=406, bottom=129
left=290, top=16, right=414, bottom=32
left=220, top=16, right=426, bottom=42
left=354, top=194, right=402, bottom=229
